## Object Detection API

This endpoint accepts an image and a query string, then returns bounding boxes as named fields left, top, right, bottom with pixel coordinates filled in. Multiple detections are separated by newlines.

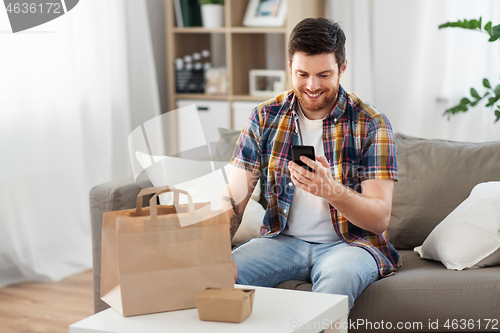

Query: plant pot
left=201, top=4, right=224, bottom=28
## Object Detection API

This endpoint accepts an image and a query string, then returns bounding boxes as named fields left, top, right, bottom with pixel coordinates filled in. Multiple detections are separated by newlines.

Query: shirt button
left=284, top=209, right=288, bottom=214
left=288, top=182, right=293, bottom=187
left=334, top=118, right=337, bottom=122
left=294, top=128, right=298, bottom=133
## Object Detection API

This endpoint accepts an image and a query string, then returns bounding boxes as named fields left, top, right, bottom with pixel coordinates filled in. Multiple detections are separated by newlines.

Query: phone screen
left=291, top=145, right=316, bottom=172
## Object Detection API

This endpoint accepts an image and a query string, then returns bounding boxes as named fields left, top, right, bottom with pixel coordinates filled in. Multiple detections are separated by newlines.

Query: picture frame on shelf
left=243, top=0, right=287, bottom=27
left=249, top=69, right=286, bottom=97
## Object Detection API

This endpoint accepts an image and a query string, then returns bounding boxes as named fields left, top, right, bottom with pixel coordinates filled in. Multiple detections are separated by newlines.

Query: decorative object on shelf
left=205, top=67, right=228, bottom=94
left=175, top=50, right=212, bottom=93
left=199, top=0, right=225, bottom=28
left=249, top=69, right=286, bottom=96
left=243, top=0, right=287, bottom=27
left=174, top=0, right=202, bottom=27
left=439, top=17, right=500, bottom=123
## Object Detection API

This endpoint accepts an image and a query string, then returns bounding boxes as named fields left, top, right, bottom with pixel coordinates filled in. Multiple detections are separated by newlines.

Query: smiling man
left=224, top=18, right=401, bottom=312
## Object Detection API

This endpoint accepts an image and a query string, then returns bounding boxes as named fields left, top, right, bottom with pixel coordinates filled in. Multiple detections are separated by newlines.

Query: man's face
left=289, top=52, right=346, bottom=119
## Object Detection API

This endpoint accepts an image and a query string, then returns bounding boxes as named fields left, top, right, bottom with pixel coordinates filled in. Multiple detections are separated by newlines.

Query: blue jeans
left=232, top=234, right=379, bottom=311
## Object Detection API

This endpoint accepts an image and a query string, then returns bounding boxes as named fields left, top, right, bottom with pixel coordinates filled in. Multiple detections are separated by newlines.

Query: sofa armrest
left=89, top=177, right=152, bottom=314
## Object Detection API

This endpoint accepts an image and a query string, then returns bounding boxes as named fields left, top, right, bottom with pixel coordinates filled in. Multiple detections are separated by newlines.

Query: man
left=222, top=17, right=401, bottom=311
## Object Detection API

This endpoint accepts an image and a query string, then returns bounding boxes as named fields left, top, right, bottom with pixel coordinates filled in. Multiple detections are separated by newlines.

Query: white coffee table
left=70, top=285, right=348, bottom=333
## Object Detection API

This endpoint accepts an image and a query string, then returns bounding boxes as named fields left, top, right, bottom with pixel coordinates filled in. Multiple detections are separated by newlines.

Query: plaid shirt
left=230, top=86, right=401, bottom=277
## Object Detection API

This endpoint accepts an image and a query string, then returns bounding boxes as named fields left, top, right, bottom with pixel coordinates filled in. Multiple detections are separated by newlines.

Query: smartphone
left=291, top=145, right=316, bottom=172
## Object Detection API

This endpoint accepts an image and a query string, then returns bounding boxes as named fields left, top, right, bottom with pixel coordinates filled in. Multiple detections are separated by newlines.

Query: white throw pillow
left=135, top=152, right=264, bottom=245
left=414, top=181, right=500, bottom=270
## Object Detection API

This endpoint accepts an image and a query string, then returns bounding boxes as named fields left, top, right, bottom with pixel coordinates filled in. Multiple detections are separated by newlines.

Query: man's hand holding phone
left=288, top=145, right=340, bottom=198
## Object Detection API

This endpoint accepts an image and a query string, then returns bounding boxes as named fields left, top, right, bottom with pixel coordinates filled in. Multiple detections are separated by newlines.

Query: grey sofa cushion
left=350, top=251, right=500, bottom=332
left=277, top=251, right=500, bottom=332
left=389, top=133, right=500, bottom=250
left=213, top=128, right=241, bottom=161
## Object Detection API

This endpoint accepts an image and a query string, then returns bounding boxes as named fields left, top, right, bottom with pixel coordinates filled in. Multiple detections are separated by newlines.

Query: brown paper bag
left=100, top=187, right=234, bottom=317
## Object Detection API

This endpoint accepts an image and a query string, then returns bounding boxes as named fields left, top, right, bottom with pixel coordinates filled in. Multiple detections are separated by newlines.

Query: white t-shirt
left=282, top=106, right=339, bottom=243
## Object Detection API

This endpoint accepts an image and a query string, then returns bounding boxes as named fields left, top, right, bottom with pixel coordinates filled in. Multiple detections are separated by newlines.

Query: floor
left=0, top=269, right=94, bottom=333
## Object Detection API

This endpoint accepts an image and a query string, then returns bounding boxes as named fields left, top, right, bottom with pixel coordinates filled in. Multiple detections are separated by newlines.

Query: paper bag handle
left=135, top=187, right=195, bottom=218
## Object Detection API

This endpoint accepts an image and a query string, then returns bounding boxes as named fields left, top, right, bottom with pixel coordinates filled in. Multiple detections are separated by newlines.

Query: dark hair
left=288, top=18, right=346, bottom=70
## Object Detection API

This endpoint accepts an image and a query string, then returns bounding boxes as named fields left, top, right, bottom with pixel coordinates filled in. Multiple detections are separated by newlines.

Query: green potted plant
left=199, top=0, right=225, bottom=28
left=439, top=17, right=500, bottom=123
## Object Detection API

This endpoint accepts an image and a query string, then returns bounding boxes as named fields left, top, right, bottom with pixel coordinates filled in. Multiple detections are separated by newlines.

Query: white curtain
left=0, top=0, right=161, bottom=286
left=327, top=0, right=500, bottom=142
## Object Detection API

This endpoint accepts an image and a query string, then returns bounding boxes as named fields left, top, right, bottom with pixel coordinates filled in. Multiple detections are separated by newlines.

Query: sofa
left=89, top=133, right=500, bottom=332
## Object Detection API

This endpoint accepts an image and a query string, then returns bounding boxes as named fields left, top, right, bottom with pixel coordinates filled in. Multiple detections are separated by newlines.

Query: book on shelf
left=173, top=0, right=184, bottom=27
left=174, top=0, right=202, bottom=28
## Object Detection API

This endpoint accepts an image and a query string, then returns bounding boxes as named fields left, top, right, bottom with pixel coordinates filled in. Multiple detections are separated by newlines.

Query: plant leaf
left=438, top=21, right=458, bottom=29
left=460, top=97, right=471, bottom=105
left=484, top=21, right=492, bottom=34
left=485, top=96, right=499, bottom=107
left=444, top=104, right=467, bottom=116
left=438, top=18, right=499, bottom=124
left=443, top=108, right=454, bottom=117
left=472, top=18, right=481, bottom=29
left=490, top=25, right=500, bottom=42
left=495, top=110, right=500, bottom=123
left=491, top=24, right=500, bottom=35
left=495, top=85, right=500, bottom=97
left=470, top=88, right=480, bottom=99
left=438, top=18, right=482, bottom=30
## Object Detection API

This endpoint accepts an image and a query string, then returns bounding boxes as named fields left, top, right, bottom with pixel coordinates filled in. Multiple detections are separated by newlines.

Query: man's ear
left=288, top=61, right=292, bottom=71
left=339, top=59, right=347, bottom=77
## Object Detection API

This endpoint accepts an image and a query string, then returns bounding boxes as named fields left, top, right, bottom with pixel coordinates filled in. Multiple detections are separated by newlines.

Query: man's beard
left=293, top=79, right=340, bottom=115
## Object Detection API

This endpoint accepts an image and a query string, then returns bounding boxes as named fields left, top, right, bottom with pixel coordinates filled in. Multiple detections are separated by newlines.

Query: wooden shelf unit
left=165, top=0, right=325, bottom=150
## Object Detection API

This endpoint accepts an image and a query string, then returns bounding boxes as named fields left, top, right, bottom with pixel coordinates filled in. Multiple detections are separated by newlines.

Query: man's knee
left=232, top=236, right=311, bottom=287
left=311, top=246, right=379, bottom=307
left=311, top=261, right=360, bottom=289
